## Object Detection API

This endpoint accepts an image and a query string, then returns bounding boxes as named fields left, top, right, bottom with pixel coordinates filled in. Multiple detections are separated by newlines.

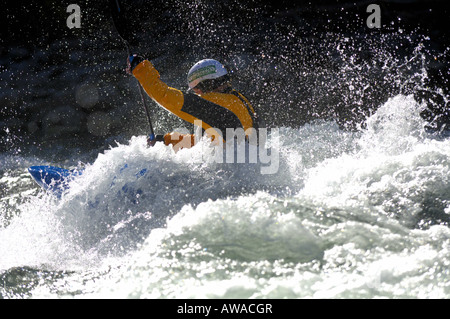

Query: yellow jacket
left=132, top=60, right=258, bottom=147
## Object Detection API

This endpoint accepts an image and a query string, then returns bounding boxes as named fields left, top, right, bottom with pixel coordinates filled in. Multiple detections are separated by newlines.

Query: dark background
left=1, top=0, right=449, bottom=161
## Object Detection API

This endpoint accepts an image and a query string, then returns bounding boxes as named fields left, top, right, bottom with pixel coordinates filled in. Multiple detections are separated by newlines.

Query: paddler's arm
left=132, top=60, right=185, bottom=114
left=128, top=57, right=197, bottom=149
left=127, top=56, right=234, bottom=145
left=130, top=58, right=219, bottom=142
left=147, top=133, right=196, bottom=151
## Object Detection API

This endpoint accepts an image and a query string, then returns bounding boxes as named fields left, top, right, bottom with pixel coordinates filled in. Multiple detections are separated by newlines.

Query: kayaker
left=126, top=55, right=260, bottom=150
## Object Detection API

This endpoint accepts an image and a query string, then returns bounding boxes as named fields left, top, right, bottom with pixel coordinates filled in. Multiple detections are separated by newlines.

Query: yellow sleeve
left=132, top=60, right=184, bottom=113
left=163, top=132, right=195, bottom=149
left=131, top=60, right=225, bottom=142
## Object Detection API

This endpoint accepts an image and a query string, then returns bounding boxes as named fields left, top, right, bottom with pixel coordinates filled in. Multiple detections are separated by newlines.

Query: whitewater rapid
left=0, top=94, right=449, bottom=298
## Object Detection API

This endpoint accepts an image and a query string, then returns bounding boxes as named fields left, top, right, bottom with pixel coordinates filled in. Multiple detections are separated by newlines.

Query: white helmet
left=187, top=59, right=228, bottom=89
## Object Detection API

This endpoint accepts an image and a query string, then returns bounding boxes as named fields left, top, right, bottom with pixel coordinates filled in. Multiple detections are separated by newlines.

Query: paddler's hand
left=147, top=133, right=195, bottom=150
left=163, top=132, right=196, bottom=151
left=147, top=134, right=164, bottom=147
left=126, top=54, right=144, bottom=75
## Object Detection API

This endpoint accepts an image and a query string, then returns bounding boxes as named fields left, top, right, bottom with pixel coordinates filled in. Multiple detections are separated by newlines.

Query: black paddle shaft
left=109, top=0, right=155, bottom=139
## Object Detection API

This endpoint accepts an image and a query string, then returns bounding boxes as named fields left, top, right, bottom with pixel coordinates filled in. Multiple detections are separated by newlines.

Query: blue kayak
left=28, top=166, right=82, bottom=195
left=28, top=164, right=148, bottom=197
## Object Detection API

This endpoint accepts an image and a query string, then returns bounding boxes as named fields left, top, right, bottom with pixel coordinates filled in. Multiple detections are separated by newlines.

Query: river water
left=1, top=0, right=450, bottom=300
left=1, top=93, right=449, bottom=298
